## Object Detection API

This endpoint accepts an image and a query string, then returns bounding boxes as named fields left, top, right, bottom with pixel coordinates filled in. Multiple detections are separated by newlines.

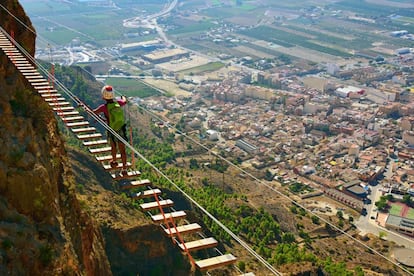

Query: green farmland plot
left=331, top=0, right=411, bottom=16
left=167, top=20, right=216, bottom=35
left=239, top=26, right=352, bottom=57
left=178, top=62, right=225, bottom=75
left=105, top=77, right=161, bottom=98
left=20, top=1, right=71, bottom=15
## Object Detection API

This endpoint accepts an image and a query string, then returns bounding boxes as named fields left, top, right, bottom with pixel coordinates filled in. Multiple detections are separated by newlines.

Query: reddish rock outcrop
left=0, top=1, right=111, bottom=274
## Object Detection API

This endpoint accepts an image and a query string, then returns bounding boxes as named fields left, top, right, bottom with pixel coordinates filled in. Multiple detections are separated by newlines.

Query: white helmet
left=102, top=85, right=114, bottom=100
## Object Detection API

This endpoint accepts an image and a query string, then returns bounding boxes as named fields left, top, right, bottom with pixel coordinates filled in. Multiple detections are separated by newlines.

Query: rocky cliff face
left=0, top=1, right=111, bottom=274
left=0, top=2, right=194, bottom=275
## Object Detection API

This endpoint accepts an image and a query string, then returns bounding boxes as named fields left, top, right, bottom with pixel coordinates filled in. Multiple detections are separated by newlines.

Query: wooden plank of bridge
left=95, top=154, right=121, bottom=162
left=102, top=162, right=131, bottom=170
left=178, top=237, right=218, bottom=252
left=27, top=79, right=49, bottom=83
left=38, top=89, right=58, bottom=94
left=53, top=106, right=75, bottom=112
left=163, top=223, right=202, bottom=237
left=130, top=188, right=161, bottom=199
left=120, top=179, right=151, bottom=190
left=71, top=127, right=96, bottom=133
left=41, top=93, right=62, bottom=98
left=20, top=70, right=39, bottom=75
left=83, top=139, right=108, bottom=147
left=56, top=111, right=80, bottom=117
left=39, top=93, right=62, bottom=98
left=13, top=60, right=30, bottom=64
left=3, top=51, right=21, bottom=56
left=140, top=199, right=174, bottom=211
left=62, top=116, right=84, bottom=122
left=111, top=170, right=141, bottom=180
left=44, top=97, right=66, bottom=102
left=195, top=254, right=237, bottom=271
left=66, top=121, right=89, bottom=128
left=16, top=65, right=35, bottom=70
left=25, top=75, right=43, bottom=79
left=151, top=211, right=186, bottom=222
left=48, top=101, right=71, bottom=107
left=88, top=146, right=112, bottom=154
left=34, top=85, right=54, bottom=90
left=77, top=133, right=102, bottom=140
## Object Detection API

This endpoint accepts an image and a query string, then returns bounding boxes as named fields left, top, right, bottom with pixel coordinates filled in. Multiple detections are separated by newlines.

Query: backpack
left=106, top=102, right=125, bottom=131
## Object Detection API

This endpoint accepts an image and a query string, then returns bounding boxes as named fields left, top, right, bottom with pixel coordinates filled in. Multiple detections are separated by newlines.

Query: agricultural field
left=177, top=61, right=225, bottom=75
left=21, top=0, right=167, bottom=47
left=238, top=26, right=352, bottom=58
left=105, top=77, right=161, bottom=98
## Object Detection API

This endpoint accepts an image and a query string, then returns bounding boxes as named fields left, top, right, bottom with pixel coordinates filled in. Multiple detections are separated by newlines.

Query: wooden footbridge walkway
left=0, top=28, right=244, bottom=274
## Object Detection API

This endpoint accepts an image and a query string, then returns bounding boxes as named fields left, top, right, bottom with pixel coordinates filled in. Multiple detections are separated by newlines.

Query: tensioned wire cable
left=2, top=4, right=413, bottom=275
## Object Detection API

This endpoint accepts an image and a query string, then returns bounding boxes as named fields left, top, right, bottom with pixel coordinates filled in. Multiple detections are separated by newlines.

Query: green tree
left=238, top=261, right=245, bottom=272
left=282, top=232, right=295, bottom=243
left=403, top=194, right=412, bottom=206
left=311, top=215, right=320, bottom=225
left=189, top=158, right=199, bottom=169
left=375, top=197, right=388, bottom=211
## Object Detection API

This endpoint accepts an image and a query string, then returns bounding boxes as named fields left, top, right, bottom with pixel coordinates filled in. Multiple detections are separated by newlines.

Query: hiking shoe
left=110, top=161, right=118, bottom=168
left=120, top=170, right=128, bottom=177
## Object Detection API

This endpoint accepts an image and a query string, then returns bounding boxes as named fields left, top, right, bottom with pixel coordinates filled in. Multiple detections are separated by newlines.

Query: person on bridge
left=93, top=85, right=128, bottom=176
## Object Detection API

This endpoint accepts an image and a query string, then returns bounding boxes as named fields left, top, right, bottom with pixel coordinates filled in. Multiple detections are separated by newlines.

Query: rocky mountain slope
left=0, top=1, right=193, bottom=275
left=0, top=1, right=113, bottom=274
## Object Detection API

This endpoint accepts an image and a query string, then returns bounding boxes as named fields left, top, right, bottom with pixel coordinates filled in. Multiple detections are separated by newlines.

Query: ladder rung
left=83, top=139, right=108, bottom=147
left=95, top=154, right=121, bottom=162
left=89, top=146, right=112, bottom=154
left=151, top=211, right=186, bottom=222
left=38, top=89, right=58, bottom=94
left=163, top=223, right=202, bottom=237
left=140, top=199, right=174, bottom=211
left=17, top=65, right=35, bottom=70
left=30, top=81, right=50, bottom=86
left=120, top=179, right=151, bottom=189
left=53, top=106, right=74, bottom=111
left=131, top=189, right=161, bottom=199
left=44, top=97, right=66, bottom=102
left=14, top=59, right=30, bottom=62
left=102, top=162, right=131, bottom=170
left=35, top=85, right=55, bottom=90
left=77, top=133, right=102, bottom=140
left=62, top=116, right=84, bottom=122
left=41, top=93, right=62, bottom=98
left=48, top=101, right=70, bottom=107
left=111, top=170, right=141, bottom=180
left=20, top=70, right=39, bottom=74
left=195, top=254, right=237, bottom=271
left=57, top=111, right=80, bottom=116
left=71, top=127, right=96, bottom=133
left=26, top=77, right=45, bottom=81
left=25, top=75, right=44, bottom=79
left=178, top=237, right=218, bottom=252
left=66, top=121, right=89, bottom=128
